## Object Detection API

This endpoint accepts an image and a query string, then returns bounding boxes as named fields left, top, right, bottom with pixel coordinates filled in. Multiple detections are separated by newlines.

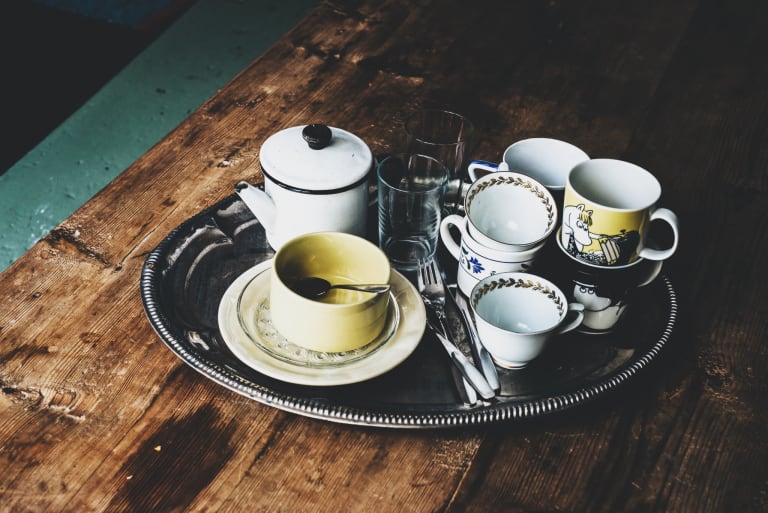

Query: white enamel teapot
left=236, top=124, right=373, bottom=250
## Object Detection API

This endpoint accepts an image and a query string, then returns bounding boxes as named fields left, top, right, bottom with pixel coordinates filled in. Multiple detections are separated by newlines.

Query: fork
left=416, top=258, right=479, bottom=404
left=416, top=259, right=495, bottom=400
left=417, top=258, right=453, bottom=334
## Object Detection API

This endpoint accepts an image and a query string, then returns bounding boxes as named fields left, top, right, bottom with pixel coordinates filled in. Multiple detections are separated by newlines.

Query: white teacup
left=440, top=214, right=547, bottom=296
left=470, top=272, right=584, bottom=369
left=462, top=171, right=557, bottom=252
left=467, top=138, right=589, bottom=198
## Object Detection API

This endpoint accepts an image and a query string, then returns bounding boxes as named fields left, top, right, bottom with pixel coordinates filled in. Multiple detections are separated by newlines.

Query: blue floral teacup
left=440, top=214, right=548, bottom=296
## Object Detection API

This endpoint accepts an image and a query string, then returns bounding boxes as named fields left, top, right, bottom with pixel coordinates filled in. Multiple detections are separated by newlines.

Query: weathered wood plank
left=2, top=0, right=767, bottom=511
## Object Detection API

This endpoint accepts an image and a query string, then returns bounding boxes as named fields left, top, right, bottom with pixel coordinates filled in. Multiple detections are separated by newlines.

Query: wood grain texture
left=1, top=0, right=766, bottom=511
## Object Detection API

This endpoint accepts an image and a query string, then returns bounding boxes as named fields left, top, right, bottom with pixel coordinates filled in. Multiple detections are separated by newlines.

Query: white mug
left=440, top=214, right=547, bottom=296
left=467, top=138, right=589, bottom=195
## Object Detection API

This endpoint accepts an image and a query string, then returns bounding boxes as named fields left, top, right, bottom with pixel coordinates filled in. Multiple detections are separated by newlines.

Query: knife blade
left=452, top=366, right=478, bottom=406
left=424, top=304, right=479, bottom=405
left=426, top=319, right=495, bottom=400
left=423, top=310, right=479, bottom=404
left=448, top=285, right=500, bottom=391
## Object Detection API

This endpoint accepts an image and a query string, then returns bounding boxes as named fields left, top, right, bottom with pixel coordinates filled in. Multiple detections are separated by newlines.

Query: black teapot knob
left=302, top=124, right=333, bottom=150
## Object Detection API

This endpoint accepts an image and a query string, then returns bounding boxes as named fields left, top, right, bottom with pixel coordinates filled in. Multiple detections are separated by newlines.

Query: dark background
left=0, top=0, right=195, bottom=175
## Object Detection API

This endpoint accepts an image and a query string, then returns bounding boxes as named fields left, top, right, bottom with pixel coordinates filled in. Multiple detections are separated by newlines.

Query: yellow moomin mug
left=560, top=159, right=679, bottom=267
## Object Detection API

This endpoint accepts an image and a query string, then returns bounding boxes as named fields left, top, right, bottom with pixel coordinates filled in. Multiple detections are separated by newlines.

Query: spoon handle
left=332, top=284, right=391, bottom=294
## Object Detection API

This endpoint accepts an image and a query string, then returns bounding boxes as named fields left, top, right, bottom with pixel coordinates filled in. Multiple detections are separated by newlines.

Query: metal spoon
left=291, top=276, right=390, bottom=299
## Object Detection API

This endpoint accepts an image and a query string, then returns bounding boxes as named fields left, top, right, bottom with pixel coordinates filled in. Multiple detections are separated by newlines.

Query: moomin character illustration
left=561, top=204, right=640, bottom=266
left=561, top=204, right=601, bottom=253
left=572, top=280, right=628, bottom=331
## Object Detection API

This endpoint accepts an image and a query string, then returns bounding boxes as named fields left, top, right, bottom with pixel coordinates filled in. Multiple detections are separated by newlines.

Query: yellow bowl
left=269, top=232, right=391, bottom=352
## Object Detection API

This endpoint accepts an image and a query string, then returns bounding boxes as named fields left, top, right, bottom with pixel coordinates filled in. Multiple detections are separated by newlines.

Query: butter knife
left=453, top=366, right=478, bottom=406
left=426, top=319, right=495, bottom=400
left=448, top=285, right=501, bottom=391
left=426, top=308, right=478, bottom=405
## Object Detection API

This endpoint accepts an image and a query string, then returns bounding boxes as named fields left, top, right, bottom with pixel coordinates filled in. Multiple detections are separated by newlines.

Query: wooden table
left=2, top=1, right=766, bottom=511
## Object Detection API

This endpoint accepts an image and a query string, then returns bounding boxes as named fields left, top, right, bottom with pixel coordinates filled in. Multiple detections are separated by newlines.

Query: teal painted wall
left=32, top=0, right=182, bottom=26
left=0, top=0, right=318, bottom=271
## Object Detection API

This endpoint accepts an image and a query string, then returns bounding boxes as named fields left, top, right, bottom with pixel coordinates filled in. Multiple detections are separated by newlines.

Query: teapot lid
left=259, top=124, right=373, bottom=192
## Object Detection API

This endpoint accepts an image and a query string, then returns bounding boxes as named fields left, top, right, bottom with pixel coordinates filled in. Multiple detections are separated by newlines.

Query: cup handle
left=638, top=207, right=679, bottom=261
left=555, top=302, right=585, bottom=335
left=467, top=160, right=499, bottom=182
left=439, top=214, right=465, bottom=261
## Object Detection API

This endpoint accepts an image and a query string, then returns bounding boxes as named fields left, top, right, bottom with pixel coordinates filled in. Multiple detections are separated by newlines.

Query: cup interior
left=466, top=172, right=556, bottom=246
left=270, top=232, right=392, bottom=352
left=472, top=273, right=565, bottom=334
left=568, top=159, right=660, bottom=209
left=503, top=138, right=588, bottom=190
left=456, top=217, right=547, bottom=260
left=274, top=232, right=390, bottom=306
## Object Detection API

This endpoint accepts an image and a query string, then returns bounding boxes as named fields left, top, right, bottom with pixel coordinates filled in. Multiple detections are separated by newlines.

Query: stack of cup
left=467, top=137, right=590, bottom=208
left=550, top=158, right=679, bottom=333
left=440, top=171, right=557, bottom=296
left=468, top=138, right=678, bottom=333
left=464, top=139, right=679, bottom=334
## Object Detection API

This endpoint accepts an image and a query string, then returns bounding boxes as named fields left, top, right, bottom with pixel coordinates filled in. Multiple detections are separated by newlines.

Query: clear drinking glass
left=405, top=109, right=475, bottom=209
left=377, top=153, right=449, bottom=271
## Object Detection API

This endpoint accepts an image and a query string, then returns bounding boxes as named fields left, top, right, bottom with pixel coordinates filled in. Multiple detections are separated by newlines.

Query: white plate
left=218, top=260, right=426, bottom=386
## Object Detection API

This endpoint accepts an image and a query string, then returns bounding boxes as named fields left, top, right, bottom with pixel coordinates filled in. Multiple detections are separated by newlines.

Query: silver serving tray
left=140, top=194, right=678, bottom=428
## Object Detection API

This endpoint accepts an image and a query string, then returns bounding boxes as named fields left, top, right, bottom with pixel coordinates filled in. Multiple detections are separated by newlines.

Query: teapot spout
left=235, top=181, right=276, bottom=233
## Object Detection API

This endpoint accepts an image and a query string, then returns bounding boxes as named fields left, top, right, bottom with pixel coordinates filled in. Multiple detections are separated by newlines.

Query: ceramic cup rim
left=273, top=232, right=391, bottom=309
left=470, top=271, right=569, bottom=336
left=501, top=137, right=590, bottom=191
left=464, top=171, right=557, bottom=249
left=448, top=214, right=548, bottom=261
left=462, top=228, right=547, bottom=262
left=567, top=158, right=661, bottom=212
left=554, top=229, right=663, bottom=292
